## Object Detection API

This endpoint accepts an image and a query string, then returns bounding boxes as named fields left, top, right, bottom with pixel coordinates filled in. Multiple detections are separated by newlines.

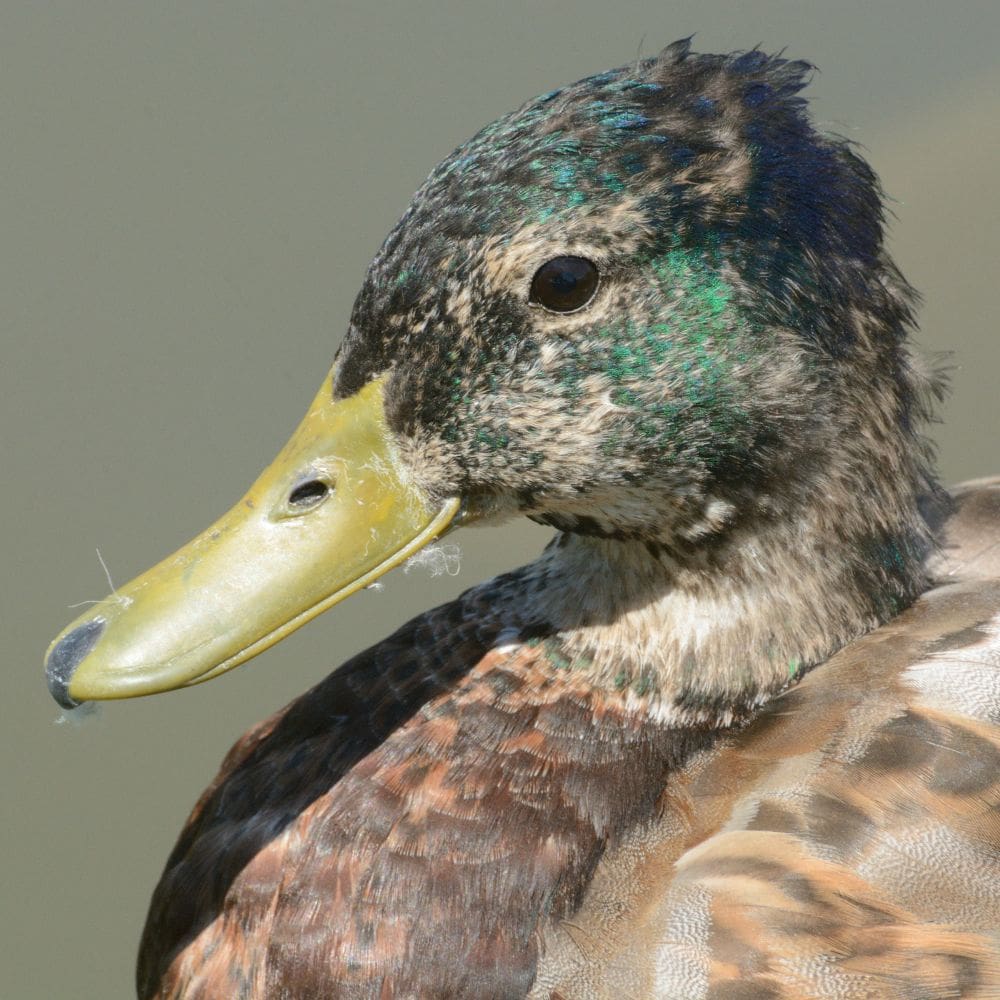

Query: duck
left=44, top=40, right=1000, bottom=999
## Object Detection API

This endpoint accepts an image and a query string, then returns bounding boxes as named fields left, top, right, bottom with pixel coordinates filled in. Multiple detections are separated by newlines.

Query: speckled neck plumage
left=470, top=438, right=939, bottom=724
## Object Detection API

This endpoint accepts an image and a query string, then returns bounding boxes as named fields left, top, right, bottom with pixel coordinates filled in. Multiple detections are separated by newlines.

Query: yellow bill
left=45, top=375, right=459, bottom=707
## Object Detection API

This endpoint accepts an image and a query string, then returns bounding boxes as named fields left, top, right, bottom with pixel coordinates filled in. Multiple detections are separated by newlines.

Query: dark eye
left=529, top=256, right=599, bottom=313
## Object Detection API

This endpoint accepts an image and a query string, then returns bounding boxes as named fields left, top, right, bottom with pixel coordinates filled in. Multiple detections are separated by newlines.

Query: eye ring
left=529, top=256, right=600, bottom=314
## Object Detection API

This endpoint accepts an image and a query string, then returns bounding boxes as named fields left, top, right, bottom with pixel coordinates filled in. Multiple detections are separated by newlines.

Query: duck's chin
left=525, top=489, right=737, bottom=553
left=453, top=490, right=525, bottom=530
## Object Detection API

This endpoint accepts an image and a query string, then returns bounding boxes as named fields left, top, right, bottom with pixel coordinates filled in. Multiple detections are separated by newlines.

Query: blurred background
left=3, top=1, right=998, bottom=995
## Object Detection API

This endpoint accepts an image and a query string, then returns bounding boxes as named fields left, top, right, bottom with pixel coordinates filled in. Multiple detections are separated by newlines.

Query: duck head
left=46, top=41, right=940, bottom=708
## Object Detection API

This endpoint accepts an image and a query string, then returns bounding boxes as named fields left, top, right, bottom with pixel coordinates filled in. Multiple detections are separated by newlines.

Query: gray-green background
left=4, top=2, right=998, bottom=996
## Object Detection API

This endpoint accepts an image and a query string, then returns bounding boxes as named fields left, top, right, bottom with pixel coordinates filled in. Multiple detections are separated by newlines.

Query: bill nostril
left=45, top=617, right=106, bottom=709
left=288, top=479, right=331, bottom=510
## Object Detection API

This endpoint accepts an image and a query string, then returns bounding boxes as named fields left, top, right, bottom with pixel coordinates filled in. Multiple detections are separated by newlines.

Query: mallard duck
left=45, top=41, right=1000, bottom=998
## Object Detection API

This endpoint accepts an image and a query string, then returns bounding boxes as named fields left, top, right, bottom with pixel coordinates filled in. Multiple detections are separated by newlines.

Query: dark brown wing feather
left=139, top=578, right=714, bottom=999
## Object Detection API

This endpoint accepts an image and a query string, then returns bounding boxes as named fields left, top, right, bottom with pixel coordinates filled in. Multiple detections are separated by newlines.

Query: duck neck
left=507, top=488, right=934, bottom=726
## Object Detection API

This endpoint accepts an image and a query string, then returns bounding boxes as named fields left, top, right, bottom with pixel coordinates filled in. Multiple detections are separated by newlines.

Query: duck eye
left=529, top=256, right=599, bottom=313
